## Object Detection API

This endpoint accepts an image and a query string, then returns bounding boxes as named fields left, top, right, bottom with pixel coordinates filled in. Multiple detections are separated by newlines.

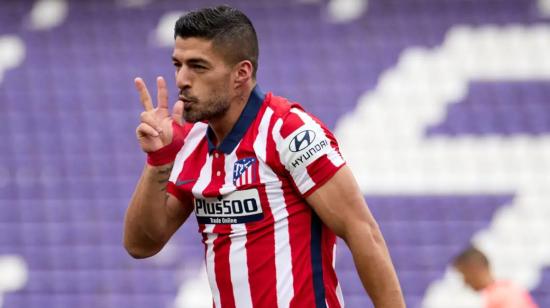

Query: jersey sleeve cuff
left=301, top=160, right=346, bottom=198
left=167, top=181, right=194, bottom=210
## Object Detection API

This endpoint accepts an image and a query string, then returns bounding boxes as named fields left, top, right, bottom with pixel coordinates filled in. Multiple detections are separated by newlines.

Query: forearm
left=345, top=222, right=405, bottom=308
left=124, top=163, right=173, bottom=256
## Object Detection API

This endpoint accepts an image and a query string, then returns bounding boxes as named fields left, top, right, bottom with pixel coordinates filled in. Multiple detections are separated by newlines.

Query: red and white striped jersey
left=167, top=86, right=346, bottom=308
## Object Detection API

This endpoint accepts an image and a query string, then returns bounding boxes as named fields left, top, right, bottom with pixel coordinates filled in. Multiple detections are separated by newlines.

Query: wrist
left=146, top=122, right=184, bottom=166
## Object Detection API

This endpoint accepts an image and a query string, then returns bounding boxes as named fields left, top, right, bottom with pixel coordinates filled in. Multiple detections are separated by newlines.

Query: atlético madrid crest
left=233, top=157, right=258, bottom=187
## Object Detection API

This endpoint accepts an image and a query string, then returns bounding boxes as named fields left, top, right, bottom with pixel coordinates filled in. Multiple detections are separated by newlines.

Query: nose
left=175, top=66, right=191, bottom=90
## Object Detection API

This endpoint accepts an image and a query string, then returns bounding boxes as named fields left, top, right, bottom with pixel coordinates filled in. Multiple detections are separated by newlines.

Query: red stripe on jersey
left=179, top=122, right=195, bottom=139
left=279, top=110, right=305, bottom=139
left=213, top=234, right=235, bottom=308
left=166, top=138, right=209, bottom=206
left=237, top=105, right=278, bottom=307
left=303, top=154, right=345, bottom=198
left=205, top=153, right=236, bottom=308
left=288, top=208, right=316, bottom=307
left=245, top=210, right=278, bottom=307
left=322, top=226, right=340, bottom=308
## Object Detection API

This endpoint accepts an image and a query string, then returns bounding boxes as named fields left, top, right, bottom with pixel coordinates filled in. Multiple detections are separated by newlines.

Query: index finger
left=134, top=77, right=154, bottom=111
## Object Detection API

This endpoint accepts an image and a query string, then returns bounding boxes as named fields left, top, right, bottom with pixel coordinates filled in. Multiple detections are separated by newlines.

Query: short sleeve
left=165, top=122, right=206, bottom=206
left=275, top=108, right=345, bottom=197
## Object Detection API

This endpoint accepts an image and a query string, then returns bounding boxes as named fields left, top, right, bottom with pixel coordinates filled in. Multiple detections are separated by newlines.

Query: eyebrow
left=171, top=56, right=211, bottom=66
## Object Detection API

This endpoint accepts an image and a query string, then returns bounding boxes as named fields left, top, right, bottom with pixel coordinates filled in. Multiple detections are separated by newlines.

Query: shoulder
left=264, top=93, right=331, bottom=139
left=483, top=281, right=533, bottom=306
left=264, top=93, right=299, bottom=123
left=261, top=93, right=345, bottom=196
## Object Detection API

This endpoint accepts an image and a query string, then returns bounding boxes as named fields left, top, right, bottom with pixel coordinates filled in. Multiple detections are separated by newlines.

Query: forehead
left=172, top=37, right=221, bottom=62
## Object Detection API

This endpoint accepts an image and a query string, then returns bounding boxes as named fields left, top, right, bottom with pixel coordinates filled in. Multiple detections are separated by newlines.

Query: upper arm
left=162, top=192, right=194, bottom=242
left=273, top=106, right=374, bottom=238
left=305, top=165, right=378, bottom=239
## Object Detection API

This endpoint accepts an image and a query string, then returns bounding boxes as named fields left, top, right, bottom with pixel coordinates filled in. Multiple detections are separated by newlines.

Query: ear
left=233, top=60, right=253, bottom=87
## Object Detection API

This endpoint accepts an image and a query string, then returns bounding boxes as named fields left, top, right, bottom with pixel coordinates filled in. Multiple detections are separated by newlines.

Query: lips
left=179, top=96, right=195, bottom=108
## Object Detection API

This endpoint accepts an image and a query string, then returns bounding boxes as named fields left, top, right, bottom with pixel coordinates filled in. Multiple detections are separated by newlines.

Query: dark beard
left=183, top=95, right=230, bottom=123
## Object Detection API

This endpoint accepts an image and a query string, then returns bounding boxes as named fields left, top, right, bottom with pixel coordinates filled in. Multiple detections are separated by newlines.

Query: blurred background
left=1, top=0, right=550, bottom=307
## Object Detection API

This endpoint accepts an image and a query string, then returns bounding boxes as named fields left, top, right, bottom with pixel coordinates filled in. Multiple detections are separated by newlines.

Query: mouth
left=179, top=96, right=196, bottom=108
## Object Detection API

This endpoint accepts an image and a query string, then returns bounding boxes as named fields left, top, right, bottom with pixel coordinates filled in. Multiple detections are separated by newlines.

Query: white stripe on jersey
left=191, top=150, right=213, bottom=199
left=254, top=107, right=271, bottom=161
left=286, top=108, right=343, bottom=194
left=246, top=167, right=251, bottom=185
left=169, top=123, right=208, bottom=183
left=220, top=147, right=254, bottom=308
left=292, top=164, right=316, bottom=194
left=262, top=112, right=294, bottom=308
left=291, top=108, right=345, bottom=168
left=229, top=231, right=253, bottom=308
left=193, top=158, right=221, bottom=307
left=273, top=115, right=316, bottom=194
left=220, top=145, right=239, bottom=195
left=204, top=225, right=221, bottom=308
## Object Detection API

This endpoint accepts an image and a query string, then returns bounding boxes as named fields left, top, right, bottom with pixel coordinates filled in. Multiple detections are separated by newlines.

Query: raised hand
left=135, top=76, right=184, bottom=153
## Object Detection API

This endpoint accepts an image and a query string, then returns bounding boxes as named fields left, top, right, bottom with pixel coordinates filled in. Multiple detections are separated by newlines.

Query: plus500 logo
left=194, top=189, right=263, bottom=224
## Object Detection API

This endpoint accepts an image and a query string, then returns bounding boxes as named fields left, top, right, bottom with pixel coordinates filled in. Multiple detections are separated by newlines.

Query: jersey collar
left=206, top=85, right=265, bottom=154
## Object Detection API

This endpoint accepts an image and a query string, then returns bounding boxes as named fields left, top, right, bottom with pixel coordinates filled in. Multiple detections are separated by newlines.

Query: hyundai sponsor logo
left=289, top=130, right=316, bottom=152
left=291, top=139, right=329, bottom=168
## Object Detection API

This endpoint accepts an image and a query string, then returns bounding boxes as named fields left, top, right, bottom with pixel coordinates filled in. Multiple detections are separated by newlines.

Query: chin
left=183, top=111, right=200, bottom=123
left=183, top=117, right=199, bottom=123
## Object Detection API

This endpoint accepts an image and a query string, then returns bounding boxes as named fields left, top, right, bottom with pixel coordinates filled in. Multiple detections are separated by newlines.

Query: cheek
left=208, top=74, right=232, bottom=91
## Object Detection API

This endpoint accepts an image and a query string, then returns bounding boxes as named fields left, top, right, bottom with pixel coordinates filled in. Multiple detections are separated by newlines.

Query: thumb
left=172, top=100, right=184, bottom=125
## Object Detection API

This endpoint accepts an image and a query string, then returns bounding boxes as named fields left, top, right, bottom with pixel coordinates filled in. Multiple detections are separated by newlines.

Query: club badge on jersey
left=193, top=158, right=264, bottom=225
left=233, top=157, right=258, bottom=187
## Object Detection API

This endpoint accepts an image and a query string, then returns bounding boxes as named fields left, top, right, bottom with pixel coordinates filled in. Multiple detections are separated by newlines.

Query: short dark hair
left=453, top=245, right=490, bottom=268
left=174, top=5, right=259, bottom=78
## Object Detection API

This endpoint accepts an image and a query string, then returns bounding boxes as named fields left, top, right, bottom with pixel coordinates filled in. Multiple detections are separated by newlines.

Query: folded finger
left=140, top=111, right=162, bottom=132
left=136, top=122, right=159, bottom=137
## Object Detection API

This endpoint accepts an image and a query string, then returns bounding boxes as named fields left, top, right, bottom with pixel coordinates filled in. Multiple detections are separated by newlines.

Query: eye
left=191, top=64, right=207, bottom=70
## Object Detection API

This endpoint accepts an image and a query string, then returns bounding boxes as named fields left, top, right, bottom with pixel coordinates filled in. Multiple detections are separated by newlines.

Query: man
left=453, top=246, right=538, bottom=308
left=123, top=5, right=404, bottom=307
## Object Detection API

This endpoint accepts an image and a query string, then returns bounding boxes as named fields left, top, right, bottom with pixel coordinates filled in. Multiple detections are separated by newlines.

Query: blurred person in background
left=123, top=5, right=404, bottom=308
left=453, top=246, right=538, bottom=308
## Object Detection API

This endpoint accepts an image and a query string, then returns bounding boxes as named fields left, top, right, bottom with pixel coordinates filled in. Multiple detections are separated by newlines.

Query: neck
left=209, top=82, right=255, bottom=145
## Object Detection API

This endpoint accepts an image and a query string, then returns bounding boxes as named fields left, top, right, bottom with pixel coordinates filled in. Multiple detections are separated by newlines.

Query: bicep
left=305, top=165, right=378, bottom=239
